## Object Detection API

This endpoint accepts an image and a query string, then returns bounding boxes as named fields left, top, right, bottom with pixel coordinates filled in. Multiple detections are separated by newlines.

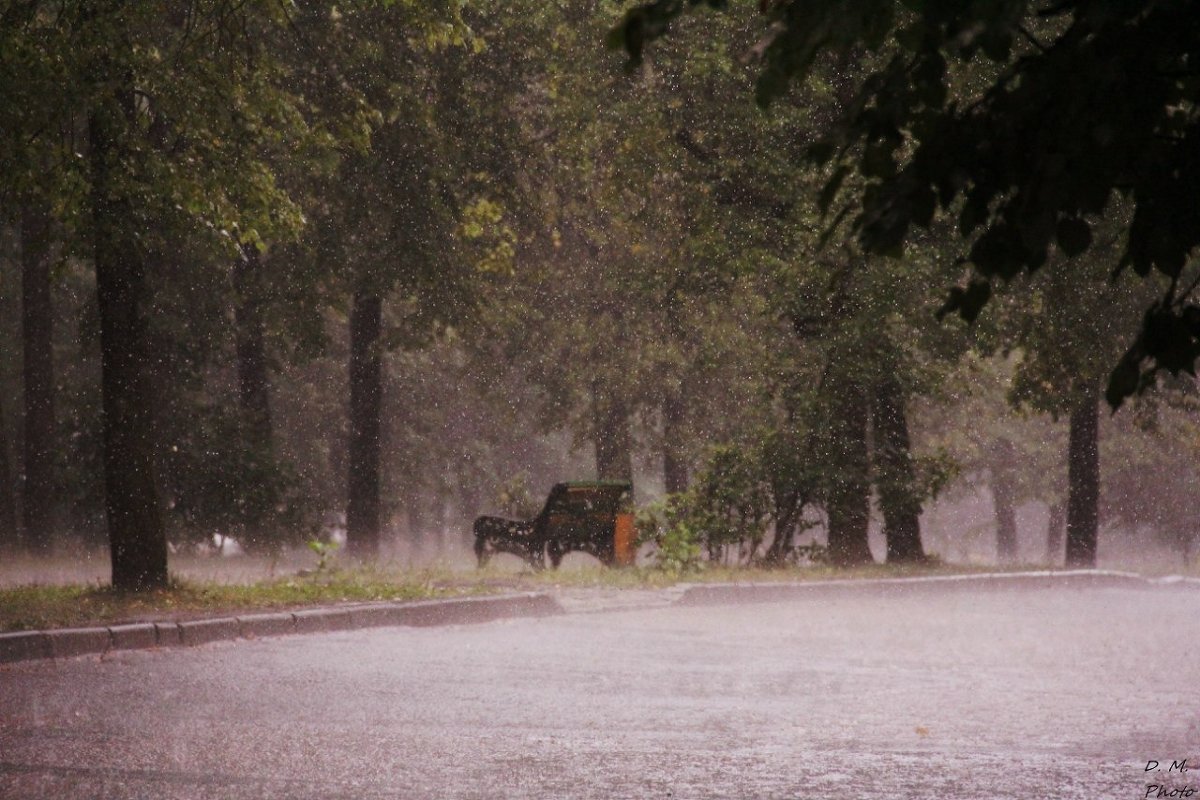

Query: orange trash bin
left=613, top=512, right=637, bottom=566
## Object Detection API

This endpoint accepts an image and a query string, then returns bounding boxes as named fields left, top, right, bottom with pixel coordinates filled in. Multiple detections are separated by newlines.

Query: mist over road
left=2, top=585, right=1196, bottom=799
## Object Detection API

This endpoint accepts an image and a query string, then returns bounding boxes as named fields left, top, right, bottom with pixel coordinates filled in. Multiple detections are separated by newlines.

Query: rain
left=1, top=2, right=1199, bottom=798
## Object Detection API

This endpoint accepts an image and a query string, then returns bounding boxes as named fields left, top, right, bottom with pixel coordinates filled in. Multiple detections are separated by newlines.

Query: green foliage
left=639, top=437, right=822, bottom=568
left=613, top=0, right=1200, bottom=404
left=458, top=198, right=517, bottom=275
left=306, top=538, right=340, bottom=574
left=636, top=498, right=704, bottom=573
left=0, top=0, right=504, bottom=560
left=159, top=404, right=307, bottom=549
left=917, top=354, right=1064, bottom=507
left=685, top=443, right=775, bottom=558
left=909, top=449, right=959, bottom=507
left=3, top=0, right=1195, bottom=576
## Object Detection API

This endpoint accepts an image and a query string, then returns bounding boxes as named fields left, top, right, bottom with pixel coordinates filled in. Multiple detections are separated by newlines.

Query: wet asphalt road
left=1, top=585, right=1197, bottom=799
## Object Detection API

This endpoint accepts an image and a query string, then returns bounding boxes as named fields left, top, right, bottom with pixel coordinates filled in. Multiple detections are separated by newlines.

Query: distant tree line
left=0, top=0, right=1197, bottom=589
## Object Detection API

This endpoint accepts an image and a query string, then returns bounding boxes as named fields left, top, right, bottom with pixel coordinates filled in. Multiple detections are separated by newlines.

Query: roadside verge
left=6, top=569, right=1197, bottom=665
left=0, top=592, right=562, bottom=665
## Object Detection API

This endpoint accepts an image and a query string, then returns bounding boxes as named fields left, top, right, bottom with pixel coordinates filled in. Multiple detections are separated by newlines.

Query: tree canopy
left=2, top=0, right=1197, bottom=588
left=612, top=0, right=1200, bottom=406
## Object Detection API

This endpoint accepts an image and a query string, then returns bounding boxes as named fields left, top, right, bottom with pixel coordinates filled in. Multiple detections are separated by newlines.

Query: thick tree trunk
left=1045, top=501, right=1066, bottom=565
left=764, top=487, right=803, bottom=565
left=825, top=375, right=873, bottom=567
left=233, top=245, right=272, bottom=452
left=91, top=96, right=168, bottom=591
left=593, top=383, right=633, bottom=482
left=0, top=393, right=16, bottom=548
left=346, top=290, right=383, bottom=559
left=1065, top=397, right=1099, bottom=568
left=21, top=203, right=55, bottom=553
left=872, top=377, right=925, bottom=563
left=233, top=244, right=274, bottom=548
left=662, top=392, right=687, bottom=494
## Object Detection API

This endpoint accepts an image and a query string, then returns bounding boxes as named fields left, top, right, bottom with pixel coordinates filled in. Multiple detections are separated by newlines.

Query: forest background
left=2, top=0, right=1198, bottom=590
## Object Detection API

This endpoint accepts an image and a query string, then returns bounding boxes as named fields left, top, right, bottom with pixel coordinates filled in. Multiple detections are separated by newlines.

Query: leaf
left=1056, top=217, right=1092, bottom=257
left=910, top=185, right=936, bottom=228
left=937, top=279, right=991, bottom=322
left=805, top=140, right=835, bottom=165
left=861, top=141, right=897, bottom=178
left=1142, top=306, right=1200, bottom=375
left=754, top=65, right=788, bottom=108
left=1183, top=304, right=1200, bottom=337
left=604, top=22, right=629, bottom=51
left=958, top=193, right=988, bottom=236
left=912, top=51, right=947, bottom=107
left=978, top=26, right=1013, bottom=61
left=969, top=226, right=1022, bottom=279
left=895, top=21, right=928, bottom=51
left=1105, top=349, right=1142, bottom=410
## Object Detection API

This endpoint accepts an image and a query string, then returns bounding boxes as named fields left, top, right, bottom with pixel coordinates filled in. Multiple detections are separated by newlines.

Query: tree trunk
left=662, top=296, right=688, bottom=494
left=90, top=95, right=168, bottom=591
left=457, top=480, right=481, bottom=550
left=992, top=472, right=1018, bottom=564
left=21, top=202, right=55, bottom=553
left=872, top=376, right=925, bottom=563
left=406, top=498, right=423, bottom=545
left=825, top=375, right=873, bottom=567
left=432, top=492, right=448, bottom=558
left=233, top=244, right=272, bottom=452
left=662, top=392, right=687, bottom=494
left=764, top=483, right=802, bottom=564
left=593, top=383, right=633, bottom=482
left=1045, top=501, right=1066, bottom=565
left=0, top=392, right=16, bottom=549
left=346, top=290, right=383, bottom=559
left=989, top=438, right=1019, bottom=564
left=233, top=244, right=274, bottom=548
left=1065, top=396, right=1099, bottom=568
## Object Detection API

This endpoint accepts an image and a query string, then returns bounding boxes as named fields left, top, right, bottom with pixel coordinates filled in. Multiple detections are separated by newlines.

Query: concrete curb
left=0, top=591, right=562, bottom=666
left=674, top=569, right=1175, bottom=606
left=109, top=623, right=158, bottom=651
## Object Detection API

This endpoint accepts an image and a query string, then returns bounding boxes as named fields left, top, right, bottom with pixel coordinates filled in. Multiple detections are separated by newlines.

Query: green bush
left=639, top=437, right=818, bottom=569
left=159, top=404, right=309, bottom=551
left=685, top=444, right=774, bottom=561
left=636, top=498, right=703, bottom=573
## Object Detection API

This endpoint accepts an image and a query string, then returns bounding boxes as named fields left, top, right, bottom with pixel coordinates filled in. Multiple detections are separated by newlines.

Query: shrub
left=636, top=498, right=703, bottom=573
left=640, top=436, right=822, bottom=568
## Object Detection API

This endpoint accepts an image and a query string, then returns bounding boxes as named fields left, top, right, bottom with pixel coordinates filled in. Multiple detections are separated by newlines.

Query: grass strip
left=0, top=559, right=1166, bottom=633
left=0, top=569, right=479, bottom=632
